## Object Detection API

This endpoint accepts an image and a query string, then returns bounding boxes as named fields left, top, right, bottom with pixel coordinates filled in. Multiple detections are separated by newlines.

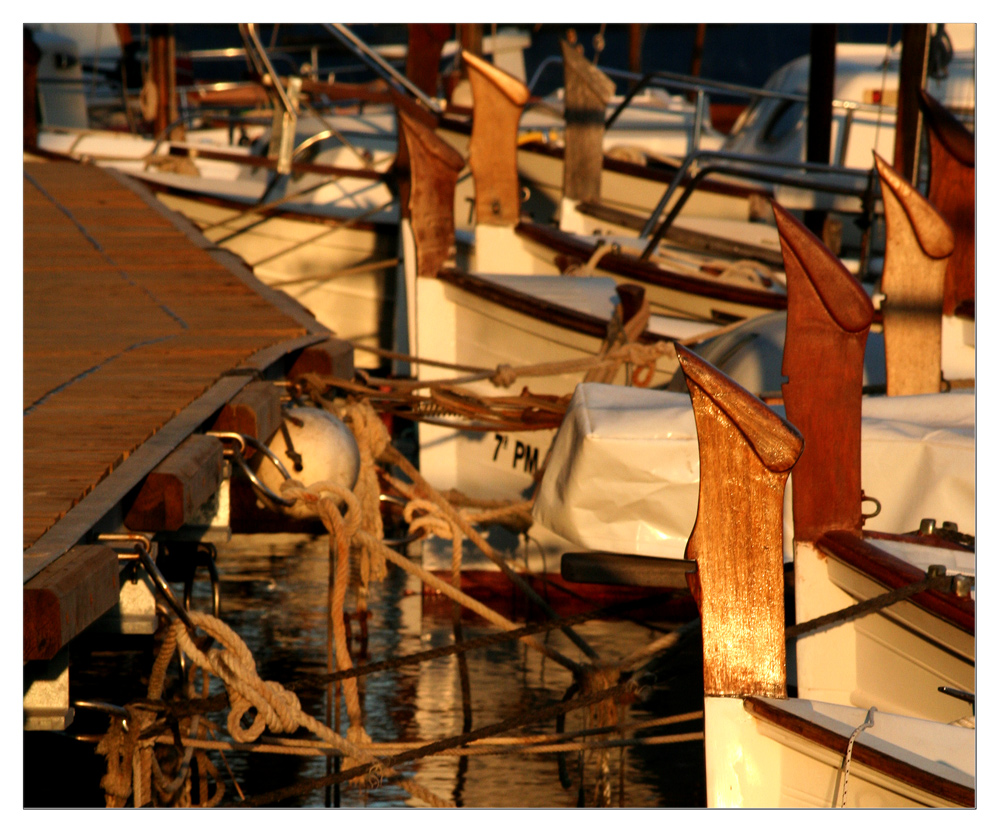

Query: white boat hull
left=705, top=696, right=974, bottom=808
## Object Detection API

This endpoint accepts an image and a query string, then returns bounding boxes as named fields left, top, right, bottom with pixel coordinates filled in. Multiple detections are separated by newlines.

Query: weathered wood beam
left=398, top=109, right=465, bottom=278
left=123, top=434, right=224, bottom=532
left=211, top=380, right=283, bottom=446
left=287, top=338, right=355, bottom=382
left=24, top=545, right=121, bottom=661
left=893, top=24, right=930, bottom=183
left=918, top=90, right=974, bottom=317
left=406, top=23, right=452, bottom=97
left=805, top=24, right=837, bottom=237
left=561, top=39, right=615, bottom=204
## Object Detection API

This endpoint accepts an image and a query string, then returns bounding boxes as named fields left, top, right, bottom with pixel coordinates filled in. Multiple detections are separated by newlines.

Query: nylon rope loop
left=840, top=706, right=876, bottom=808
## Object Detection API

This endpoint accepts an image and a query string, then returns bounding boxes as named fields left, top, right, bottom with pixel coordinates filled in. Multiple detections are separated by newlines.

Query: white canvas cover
left=534, top=384, right=974, bottom=561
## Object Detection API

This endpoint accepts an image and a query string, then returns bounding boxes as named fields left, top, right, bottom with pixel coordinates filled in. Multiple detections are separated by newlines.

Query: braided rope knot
left=404, top=499, right=458, bottom=540
left=490, top=363, right=518, bottom=388
left=173, top=613, right=302, bottom=742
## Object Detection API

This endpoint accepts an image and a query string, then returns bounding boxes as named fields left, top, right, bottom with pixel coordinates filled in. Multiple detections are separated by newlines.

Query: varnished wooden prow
left=463, top=50, right=530, bottom=226
left=918, top=90, right=974, bottom=317
left=677, top=345, right=803, bottom=699
left=874, top=152, right=954, bottom=396
left=774, top=203, right=873, bottom=541
left=560, top=39, right=615, bottom=203
left=397, top=109, right=465, bottom=278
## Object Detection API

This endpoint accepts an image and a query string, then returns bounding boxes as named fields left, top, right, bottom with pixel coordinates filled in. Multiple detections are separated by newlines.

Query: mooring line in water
left=133, top=724, right=704, bottom=761
left=286, top=591, right=682, bottom=691
left=242, top=674, right=643, bottom=806
left=375, top=443, right=601, bottom=663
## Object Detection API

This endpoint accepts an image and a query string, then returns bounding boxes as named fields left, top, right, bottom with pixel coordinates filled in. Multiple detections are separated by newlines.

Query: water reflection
left=180, top=532, right=705, bottom=807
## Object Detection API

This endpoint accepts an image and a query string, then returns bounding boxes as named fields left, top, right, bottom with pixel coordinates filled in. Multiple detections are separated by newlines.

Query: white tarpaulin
left=534, top=384, right=974, bottom=562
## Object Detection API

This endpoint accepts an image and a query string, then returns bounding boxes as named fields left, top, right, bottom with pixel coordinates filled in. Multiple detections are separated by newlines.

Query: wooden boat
left=774, top=202, right=973, bottom=725
left=30, top=24, right=410, bottom=371
left=676, top=345, right=973, bottom=807
left=397, top=107, right=723, bottom=574
left=445, top=26, right=976, bottom=247
left=451, top=50, right=801, bottom=330
left=723, top=26, right=975, bottom=172
left=661, top=143, right=974, bottom=395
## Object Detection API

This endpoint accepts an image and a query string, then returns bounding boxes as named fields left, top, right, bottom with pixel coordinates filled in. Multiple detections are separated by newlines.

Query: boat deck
left=23, top=160, right=328, bottom=581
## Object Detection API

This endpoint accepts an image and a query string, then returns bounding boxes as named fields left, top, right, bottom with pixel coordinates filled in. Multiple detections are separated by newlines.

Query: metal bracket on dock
left=23, top=648, right=74, bottom=731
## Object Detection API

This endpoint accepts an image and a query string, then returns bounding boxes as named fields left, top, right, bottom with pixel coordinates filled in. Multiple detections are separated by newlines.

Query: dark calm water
left=187, top=534, right=705, bottom=807
left=26, top=532, right=704, bottom=808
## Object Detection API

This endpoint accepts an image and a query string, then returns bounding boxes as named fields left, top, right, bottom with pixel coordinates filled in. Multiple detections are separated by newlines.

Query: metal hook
left=98, top=534, right=197, bottom=632
left=206, top=430, right=297, bottom=507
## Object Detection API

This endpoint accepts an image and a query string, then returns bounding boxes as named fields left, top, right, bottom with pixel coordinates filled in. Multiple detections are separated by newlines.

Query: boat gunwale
left=515, top=221, right=789, bottom=311
left=743, top=696, right=975, bottom=807
left=818, top=529, right=975, bottom=634
left=434, top=266, right=668, bottom=344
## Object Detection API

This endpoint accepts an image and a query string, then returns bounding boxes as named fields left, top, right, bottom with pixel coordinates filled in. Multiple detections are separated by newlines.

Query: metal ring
left=184, top=544, right=222, bottom=619
left=231, top=451, right=296, bottom=507
left=208, top=430, right=296, bottom=505
left=861, top=494, right=882, bottom=520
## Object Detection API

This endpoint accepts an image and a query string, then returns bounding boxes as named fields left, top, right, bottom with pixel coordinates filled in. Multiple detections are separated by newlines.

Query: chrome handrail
left=322, top=23, right=442, bottom=117
left=528, top=56, right=909, bottom=160
left=638, top=149, right=876, bottom=260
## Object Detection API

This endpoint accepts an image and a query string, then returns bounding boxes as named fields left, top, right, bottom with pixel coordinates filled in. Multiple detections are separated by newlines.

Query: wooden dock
left=23, top=160, right=349, bottom=661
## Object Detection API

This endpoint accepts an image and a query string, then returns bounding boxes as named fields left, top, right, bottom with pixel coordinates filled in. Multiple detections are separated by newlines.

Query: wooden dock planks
left=23, top=161, right=317, bottom=555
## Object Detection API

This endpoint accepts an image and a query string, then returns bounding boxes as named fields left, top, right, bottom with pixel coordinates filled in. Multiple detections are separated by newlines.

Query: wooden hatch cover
left=917, top=90, right=974, bottom=317
left=463, top=49, right=530, bottom=227
left=874, top=152, right=954, bottom=396
left=773, top=202, right=874, bottom=541
left=676, top=344, right=803, bottom=698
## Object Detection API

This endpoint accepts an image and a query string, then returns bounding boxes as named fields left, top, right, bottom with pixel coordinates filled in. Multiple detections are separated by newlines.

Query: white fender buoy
left=255, top=407, right=361, bottom=517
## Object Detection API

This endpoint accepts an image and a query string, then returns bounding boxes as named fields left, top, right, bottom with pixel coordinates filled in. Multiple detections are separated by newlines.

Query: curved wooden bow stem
left=398, top=109, right=465, bottom=279
left=463, top=49, right=530, bottom=227
left=874, top=152, right=954, bottom=396
left=677, top=344, right=803, bottom=699
left=774, top=203, right=873, bottom=541
left=560, top=39, right=615, bottom=204
left=918, top=90, right=974, bottom=316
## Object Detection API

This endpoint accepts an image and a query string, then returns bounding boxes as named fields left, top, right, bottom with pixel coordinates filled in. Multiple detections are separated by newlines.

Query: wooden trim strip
left=516, top=222, right=788, bottom=311
left=170, top=145, right=387, bottom=181
left=818, top=530, right=974, bottom=634
left=434, top=267, right=666, bottom=344
left=744, top=697, right=974, bottom=807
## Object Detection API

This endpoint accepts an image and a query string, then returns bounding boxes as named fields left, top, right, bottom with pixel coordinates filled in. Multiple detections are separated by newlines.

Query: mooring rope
left=285, top=592, right=681, bottom=691
left=99, top=388, right=693, bottom=807
left=786, top=572, right=957, bottom=641
left=242, top=674, right=644, bottom=806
